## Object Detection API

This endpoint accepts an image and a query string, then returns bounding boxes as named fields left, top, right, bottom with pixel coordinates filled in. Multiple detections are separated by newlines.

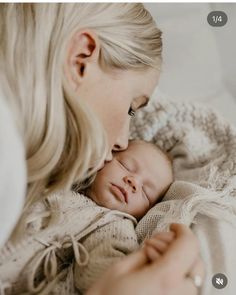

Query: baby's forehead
left=128, top=140, right=158, bottom=153
left=115, top=141, right=160, bottom=158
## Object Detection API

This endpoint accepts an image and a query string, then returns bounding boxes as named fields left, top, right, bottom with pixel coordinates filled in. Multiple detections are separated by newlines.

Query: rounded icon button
left=212, top=273, right=228, bottom=289
left=207, top=11, right=228, bottom=27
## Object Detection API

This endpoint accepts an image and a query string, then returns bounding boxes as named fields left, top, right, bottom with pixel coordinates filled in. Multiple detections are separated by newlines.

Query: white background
left=146, top=3, right=236, bottom=126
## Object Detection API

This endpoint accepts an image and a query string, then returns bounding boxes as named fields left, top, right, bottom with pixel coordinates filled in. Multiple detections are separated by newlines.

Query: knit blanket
left=1, top=98, right=236, bottom=295
left=131, top=97, right=236, bottom=295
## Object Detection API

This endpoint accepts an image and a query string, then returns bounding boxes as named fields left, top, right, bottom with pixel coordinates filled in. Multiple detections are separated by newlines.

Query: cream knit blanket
left=131, top=97, right=236, bottom=295
left=1, top=98, right=236, bottom=295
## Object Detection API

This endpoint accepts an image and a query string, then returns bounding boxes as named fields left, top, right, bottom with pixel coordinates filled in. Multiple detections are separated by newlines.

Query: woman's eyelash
left=128, top=107, right=136, bottom=117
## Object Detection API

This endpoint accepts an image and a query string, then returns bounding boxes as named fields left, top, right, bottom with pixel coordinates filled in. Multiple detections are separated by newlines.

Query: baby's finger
left=145, top=238, right=168, bottom=254
left=151, top=231, right=175, bottom=243
left=145, top=244, right=161, bottom=262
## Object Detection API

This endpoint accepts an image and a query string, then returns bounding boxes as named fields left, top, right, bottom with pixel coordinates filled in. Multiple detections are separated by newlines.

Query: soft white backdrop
left=146, top=3, right=236, bottom=126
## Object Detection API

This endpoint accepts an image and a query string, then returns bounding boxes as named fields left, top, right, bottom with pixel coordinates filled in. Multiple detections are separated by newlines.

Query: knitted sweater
left=0, top=192, right=138, bottom=294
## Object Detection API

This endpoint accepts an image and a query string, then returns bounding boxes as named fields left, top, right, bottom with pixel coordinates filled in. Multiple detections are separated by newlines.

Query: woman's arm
left=86, top=223, right=204, bottom=295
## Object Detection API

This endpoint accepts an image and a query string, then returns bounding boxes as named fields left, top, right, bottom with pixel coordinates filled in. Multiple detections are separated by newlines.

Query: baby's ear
left=163, top=149, right=173, bottom=165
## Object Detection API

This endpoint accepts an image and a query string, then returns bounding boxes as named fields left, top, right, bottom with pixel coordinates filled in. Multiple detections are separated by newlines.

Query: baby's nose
left=124, top=176, right=139, bottom=192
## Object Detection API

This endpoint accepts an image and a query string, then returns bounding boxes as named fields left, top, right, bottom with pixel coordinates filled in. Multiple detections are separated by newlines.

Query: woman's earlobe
left=80, top=64, right=85, bottom=76
left=75, top=61, right=85, bottom=78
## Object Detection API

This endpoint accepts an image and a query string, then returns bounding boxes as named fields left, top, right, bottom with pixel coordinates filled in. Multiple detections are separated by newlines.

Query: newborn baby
left=86, top=139, right=173, bottom=219
left=74, top=140, right=174, bottom=292
left=0, top=140, right=174, bottom=295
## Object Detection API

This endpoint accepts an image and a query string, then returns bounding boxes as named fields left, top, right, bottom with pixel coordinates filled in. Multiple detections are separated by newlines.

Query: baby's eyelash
left=142, top=187, right=150, bottom=205
left=118, top=160, right=130, bottom=171
left=128, top=107, right=136, bottom=117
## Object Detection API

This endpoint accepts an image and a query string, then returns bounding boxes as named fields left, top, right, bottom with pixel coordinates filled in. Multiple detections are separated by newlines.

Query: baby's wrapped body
left=0, top=140, right=173, bottom=294
left=0, top=191, right=139, bottom=294
left=73, top=201, right=138, bottom=293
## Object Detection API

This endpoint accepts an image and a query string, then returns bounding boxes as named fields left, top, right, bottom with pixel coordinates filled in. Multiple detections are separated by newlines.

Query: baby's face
left=87, top=141, right=173, bottom=219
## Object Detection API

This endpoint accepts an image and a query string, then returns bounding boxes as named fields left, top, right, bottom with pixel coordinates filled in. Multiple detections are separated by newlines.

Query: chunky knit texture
left=131, top=97, right=236, bottom=295
left=1, top=97, right=236, bottom=295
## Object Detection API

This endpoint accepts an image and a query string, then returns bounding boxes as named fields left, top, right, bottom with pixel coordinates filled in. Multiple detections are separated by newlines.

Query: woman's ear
left=64, top=29, right=100, bottom=89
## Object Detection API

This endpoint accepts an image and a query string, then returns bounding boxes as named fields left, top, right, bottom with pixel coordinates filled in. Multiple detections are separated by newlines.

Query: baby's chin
left=98, top=190, right=128, bottom=212
left=88, top=189, right=136, bottom=216
left=87, top=189, right=114, bottom=209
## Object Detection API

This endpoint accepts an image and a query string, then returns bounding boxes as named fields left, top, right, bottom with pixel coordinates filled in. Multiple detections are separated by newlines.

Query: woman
left=0, top=3, right=204, bottom=294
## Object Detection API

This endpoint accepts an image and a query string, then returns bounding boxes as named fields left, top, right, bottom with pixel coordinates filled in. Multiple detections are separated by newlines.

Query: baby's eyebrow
left=129, top=156, right=139, bottom=172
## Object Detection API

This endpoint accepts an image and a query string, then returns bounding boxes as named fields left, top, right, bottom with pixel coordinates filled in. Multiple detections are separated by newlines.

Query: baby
left=0, top=140, right=174, bottom=295
left=86, top=139, right=173, bottom=219
left=74, top=140, right=174, bottom=292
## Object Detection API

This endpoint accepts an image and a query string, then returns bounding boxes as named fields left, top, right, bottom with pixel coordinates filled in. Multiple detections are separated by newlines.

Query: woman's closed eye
left=128, top=106, right=136, bottom=117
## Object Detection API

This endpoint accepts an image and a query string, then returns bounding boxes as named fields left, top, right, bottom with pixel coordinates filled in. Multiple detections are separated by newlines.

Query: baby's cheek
left=133, top=205, right=149, bottom=220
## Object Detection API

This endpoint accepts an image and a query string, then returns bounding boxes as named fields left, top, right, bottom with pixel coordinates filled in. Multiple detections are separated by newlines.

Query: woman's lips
left=110, top=184, right=128, bottom=203
left=97, top=161, right=105, bottom=171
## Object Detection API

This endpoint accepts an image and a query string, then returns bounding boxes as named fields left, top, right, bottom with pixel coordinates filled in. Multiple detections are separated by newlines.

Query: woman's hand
left=86, top=224, right=205, bottom=295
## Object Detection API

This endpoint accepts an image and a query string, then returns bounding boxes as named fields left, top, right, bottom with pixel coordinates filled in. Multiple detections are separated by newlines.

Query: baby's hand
left=143, top=231, right=175, bottom=262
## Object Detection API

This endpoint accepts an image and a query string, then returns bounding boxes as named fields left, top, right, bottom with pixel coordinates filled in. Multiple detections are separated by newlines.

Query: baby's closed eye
left=117, top=159, right=132, bottom=172
left=118, top=160, right=128, bottom=170
left=142, top=187, right=150, bottom=205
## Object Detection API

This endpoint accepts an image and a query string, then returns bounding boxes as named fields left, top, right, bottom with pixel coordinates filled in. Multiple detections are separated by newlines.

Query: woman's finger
left=179, top=278, right=198, bottom=295
left=112, top=248, right=148, bottom=275
left=187, top=256, right=205, bottom=286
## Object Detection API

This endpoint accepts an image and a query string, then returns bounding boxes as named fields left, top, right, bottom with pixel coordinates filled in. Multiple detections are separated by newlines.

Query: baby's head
left=86, top=140, right=173, bottom=219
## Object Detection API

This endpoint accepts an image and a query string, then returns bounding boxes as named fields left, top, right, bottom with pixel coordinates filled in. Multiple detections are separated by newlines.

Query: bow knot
left=28, top=235, right=89, bottom=293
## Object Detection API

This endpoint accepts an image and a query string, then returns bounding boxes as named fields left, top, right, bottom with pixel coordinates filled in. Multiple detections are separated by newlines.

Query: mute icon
left=212, top=273, right=228, bottom=289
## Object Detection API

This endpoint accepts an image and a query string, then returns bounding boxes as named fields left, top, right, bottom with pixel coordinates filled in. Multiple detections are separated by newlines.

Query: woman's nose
left=123, top=176, right=139, bottom=193
left=112, top=120, right=130, bottom=152
left=97, top=151, right=112, bottom=170
left=105, top=150, right=113, bottom=162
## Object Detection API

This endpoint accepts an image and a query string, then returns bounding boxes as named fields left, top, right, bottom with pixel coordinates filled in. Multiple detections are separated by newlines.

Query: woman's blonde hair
left=0, top=3, right=162, bottom=230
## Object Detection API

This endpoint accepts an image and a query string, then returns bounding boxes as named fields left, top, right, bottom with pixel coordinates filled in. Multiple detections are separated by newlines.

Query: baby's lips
left=116, top=184, right=128, bottom=203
